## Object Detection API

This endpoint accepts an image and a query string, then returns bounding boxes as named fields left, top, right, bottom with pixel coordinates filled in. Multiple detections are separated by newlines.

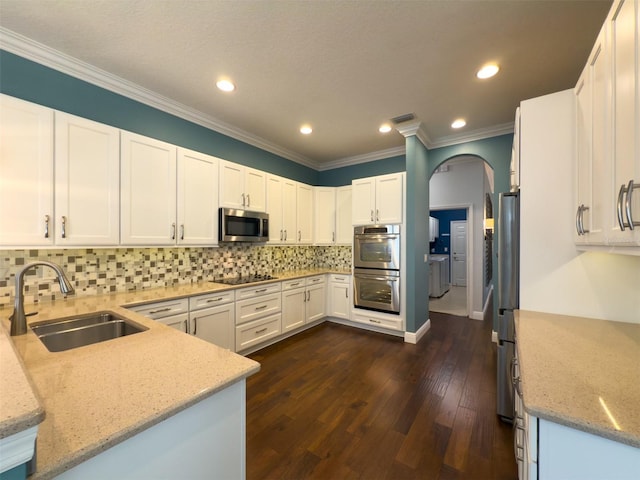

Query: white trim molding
left=404, top=318, right=431, bottom=344
left=0, top=425, right=38, bottom=473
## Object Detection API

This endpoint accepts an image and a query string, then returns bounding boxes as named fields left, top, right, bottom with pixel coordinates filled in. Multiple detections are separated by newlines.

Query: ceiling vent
left=390, top=113, right=415, bottom=125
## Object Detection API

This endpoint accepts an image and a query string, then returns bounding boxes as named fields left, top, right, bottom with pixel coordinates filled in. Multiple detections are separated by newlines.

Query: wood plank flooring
left=246, top=312, right=517, bottom=480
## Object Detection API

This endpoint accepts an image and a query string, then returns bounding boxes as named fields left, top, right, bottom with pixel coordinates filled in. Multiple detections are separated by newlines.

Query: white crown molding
left=428, top=122, right=514, bottom=149
left=316, top=145, right=406, bottom=171
left=0, top=27, right=319, bottom=170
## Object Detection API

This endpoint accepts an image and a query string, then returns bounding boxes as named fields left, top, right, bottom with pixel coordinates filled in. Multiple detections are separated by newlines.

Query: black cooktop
left=211, top=274, right=278, bottom=286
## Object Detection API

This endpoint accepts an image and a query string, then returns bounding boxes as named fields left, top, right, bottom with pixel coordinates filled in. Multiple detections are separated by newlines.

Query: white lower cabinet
left=351, top=309, right=403, bottom=331
left=282, top=276, right=326, bottom=332
left=189, top=291, right=235, bottom=350
left=235, top=283, right=282, bottom=352
left=128, top=298, right=190, bottom=333
left=328, top=274, right=351, bottom=320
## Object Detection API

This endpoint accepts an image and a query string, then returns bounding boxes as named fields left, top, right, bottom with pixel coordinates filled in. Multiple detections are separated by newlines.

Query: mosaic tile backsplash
left=0, top=245, right=352, bottom=308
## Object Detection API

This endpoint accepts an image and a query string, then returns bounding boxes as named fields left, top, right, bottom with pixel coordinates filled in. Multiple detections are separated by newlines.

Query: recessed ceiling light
left=379, top=124, right=392, bottom=133
left=477, top=64, right=500, bottom=79
left=216, top=79, right=235, bottom=92
left=451, top=119, right=466, bottom=129
left=300, top=125, right=313, bottom=135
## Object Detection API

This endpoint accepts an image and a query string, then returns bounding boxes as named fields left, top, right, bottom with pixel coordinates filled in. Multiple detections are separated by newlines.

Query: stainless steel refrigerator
left=497, top=191, right=519, bottom=422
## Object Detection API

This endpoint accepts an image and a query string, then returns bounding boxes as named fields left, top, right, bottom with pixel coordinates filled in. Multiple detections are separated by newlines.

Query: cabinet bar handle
left=290, top=282, right=300, bottom=287
left=255, top=304, right=267, bottom=311
left=193, top=317, right=197, bottom=335
left=61, top=216, right=67, bottom=238
left=625, top=179, right=638, bottom=230
left=206, top=297, right=224, bottom=303
left=617, top=184, right=627, bottom=230
left=307, top=290, right=310, bottom=301
left=298, top=231, right=301, bottom=241
left=369, top=318, right=381, bottom=324
left=247, top=194, right=250, bottom=208
left=575, top=205, right=583, bottom=235
left=370, top=210, right=374, bottom=222
left=280, top=230, right=283, bottom=241
left=332, top=232, right=335, bottom=242
left=184, top=320, right=188, bottom=333
left=171, top=223, right=176, bottom=240
left=376, top=209, right=379, bottom=222
left=579, top=205, right=589, bottom=234
left=241, top=193, right=245, bottom=207
left=180, top=224, right=185, bottom=240
left=255, top=327, right=268, bottom=334
left=345, top=288, right=348, bottom=298
left=149, top=307, right=171, bottom=314
left=284, top=230, right=287, bottom=241
left=255, top=288, right=267, bottom=293
left=44, top=215, right=50, bottom=238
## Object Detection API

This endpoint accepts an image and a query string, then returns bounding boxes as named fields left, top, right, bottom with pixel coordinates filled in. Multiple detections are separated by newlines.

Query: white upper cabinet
left=0, top=94, right=54, bottom=246
left=55, top=112, right=120, bottom=246
left=314, top=187, right=336, bottom=244
left=296, top=183, right=313, bottom=243
left=177, top=148, right=219, bottom=245
left=608, top=0, right=640, bottom=245
left=219, top=160, right=266, bottom=212
left=121, top=132, right=177, bottom=245
left=574, top=0, right=640, bottom=250
left=352, top=173, right=403, bottom=225
left=314, top=186, right=352, bottom=245
left=266, top=174, right=297, bottom=243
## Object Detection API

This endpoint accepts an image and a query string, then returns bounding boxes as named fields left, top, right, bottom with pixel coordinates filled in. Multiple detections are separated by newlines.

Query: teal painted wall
left=317, top=154, right=406, bottom=186
left=0, top=50, right=318, bottom=185
left=0, top=463, right=27, bottom=480
left=404, top=137, right=430, bottom=333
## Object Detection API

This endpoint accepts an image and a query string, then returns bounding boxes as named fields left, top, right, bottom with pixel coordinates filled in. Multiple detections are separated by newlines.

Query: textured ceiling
left=0, top=0, right=612, bottom=169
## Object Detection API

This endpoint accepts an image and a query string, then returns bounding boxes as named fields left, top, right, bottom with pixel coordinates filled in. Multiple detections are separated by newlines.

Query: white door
left=451, top=220, right=467, bottom=287
left=190, top=304, right=235, bottom=351
left=244, top=167, right=266, bottom=212
left=375, top=173, right=403, bottom=224
left=218, top=160, right=245, bottom=209
left=306, top=284, right=326, bottom=323
left=351, top=177, right=375, bottom=225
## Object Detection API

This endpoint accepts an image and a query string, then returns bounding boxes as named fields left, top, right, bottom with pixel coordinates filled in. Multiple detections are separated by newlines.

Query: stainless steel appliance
left=353, top=268, right=400, bottom=314
left=497, top=191, right=519, bottom=422
left=354, top=224, right=400, bottom=270
left=353, top=224, right=401, bottom=314
left=219, top=208, right=269, bottom=242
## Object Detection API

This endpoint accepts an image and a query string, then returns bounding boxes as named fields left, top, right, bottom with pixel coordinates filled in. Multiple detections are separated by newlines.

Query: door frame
left=429, top=204, right=473, bottom=318
left=450, top=219, right=468, bottom=287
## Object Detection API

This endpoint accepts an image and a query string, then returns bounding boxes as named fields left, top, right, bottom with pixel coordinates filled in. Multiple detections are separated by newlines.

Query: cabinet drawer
left=128, top=298, right=189, bottom=319
left=235, top=313, right=282, bottom=352
left=235, top=292, right=282, bottom=325
left=235, top=282, right=281, bottom=300
left=330, top=274, right=350, bottom=284
left=305, top=275, right=325, bottom=286
left=282, top=278, right=305, bottom=291
left=190, top=290, right=235, bottom=310
left=352, top=311, right=402, bottom=331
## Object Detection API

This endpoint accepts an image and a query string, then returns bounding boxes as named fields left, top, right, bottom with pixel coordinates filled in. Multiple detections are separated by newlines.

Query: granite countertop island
left=0, top=268, right=346, bottom=478
left=515, top=310, right=640, bottom=449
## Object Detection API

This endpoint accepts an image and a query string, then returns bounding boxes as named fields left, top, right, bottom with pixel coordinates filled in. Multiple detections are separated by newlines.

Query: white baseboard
left=404, top=318, right=431, bottom=344
left=491, top=330, right=498, bottom=344
left=471, top=284, right=494, bottom=321
left=470, top=311, right=484, bottom=320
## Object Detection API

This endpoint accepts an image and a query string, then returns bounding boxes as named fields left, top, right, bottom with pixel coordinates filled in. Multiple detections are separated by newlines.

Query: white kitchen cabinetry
left=327, top=274, right=351, bottom=320
left=351, top=309, right=403, bottom=331
left=189, top=291, right=234, bottom=350
left=282, top=276, right=326, bottom=333
left=121, top=132, right=177, bottom=245
left=335, top=186, right=353, bottom=244
left=55, top=112, right=120, bottom=246
left=177, top=148, right=219, bottom=245
left=352, top=173, right=403, bottom=225
left=266, top=174, right=297, bottom=243
left=0, top=94, right=53, bottom=246
left=314, top=186, right=353, bottom=245
left=219, top=160, right=266, bottom=212
left=128, top=298, right=190, bottom=333
left=235, top=282, right=282, bottom=352
left=296, top=183, right=313, bottom=243
left=574, top=0, right=640, bottom=250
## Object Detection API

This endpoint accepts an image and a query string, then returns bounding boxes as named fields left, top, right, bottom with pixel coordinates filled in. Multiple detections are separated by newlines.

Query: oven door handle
left=355, top=275, right=398, bottom=282
left=355, top=234, right=399, bottom=241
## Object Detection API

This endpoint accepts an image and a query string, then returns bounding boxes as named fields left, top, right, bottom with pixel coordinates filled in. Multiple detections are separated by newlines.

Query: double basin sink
left=31, top=311, right=147, bottom=352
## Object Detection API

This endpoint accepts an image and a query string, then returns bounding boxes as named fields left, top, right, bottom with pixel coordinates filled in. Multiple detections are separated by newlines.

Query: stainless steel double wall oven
left=353, top=224, right=401, bottom=314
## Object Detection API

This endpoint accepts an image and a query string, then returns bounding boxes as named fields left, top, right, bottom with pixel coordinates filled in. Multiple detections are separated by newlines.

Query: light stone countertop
left=0, top=268, right=347, bottom=478
left=515, top=310, right=640, bottom=448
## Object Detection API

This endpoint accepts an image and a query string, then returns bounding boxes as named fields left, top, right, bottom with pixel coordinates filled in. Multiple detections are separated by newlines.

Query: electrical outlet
left=424, top=254, right=428, bottom=262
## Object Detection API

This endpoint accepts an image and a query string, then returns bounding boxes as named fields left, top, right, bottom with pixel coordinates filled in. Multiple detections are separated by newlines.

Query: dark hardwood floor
left=246, top=312, right=517, bottom=480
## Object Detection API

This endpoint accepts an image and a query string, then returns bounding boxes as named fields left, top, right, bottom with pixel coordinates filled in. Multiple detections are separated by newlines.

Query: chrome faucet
left=9, top=261, right=75, bottom=336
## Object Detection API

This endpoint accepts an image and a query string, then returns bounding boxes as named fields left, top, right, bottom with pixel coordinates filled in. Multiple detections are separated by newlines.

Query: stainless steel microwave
left=219, top=208, right=269, bottom=242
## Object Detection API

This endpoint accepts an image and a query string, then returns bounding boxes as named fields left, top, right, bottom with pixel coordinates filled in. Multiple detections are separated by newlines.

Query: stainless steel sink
left=31, top=311, right=148, bottom=352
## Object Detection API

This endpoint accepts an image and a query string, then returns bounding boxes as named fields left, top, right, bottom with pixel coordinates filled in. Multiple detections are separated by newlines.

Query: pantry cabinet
left=574, top=0, right=640, bottom=250
left=335, top=186, right=353, bottom=244
left=352, top=173, right=403, bottom=225
left=314, top=186, right=353, bottom=245
left=0, top=94, right=53, bottom=246
left=296, top=183, right=313, bottom=243
left=121, top=132, right=177, bottom=245
left=219, top=160, right=266, bottom=212
left=55, top=112, right=120, bottom=246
